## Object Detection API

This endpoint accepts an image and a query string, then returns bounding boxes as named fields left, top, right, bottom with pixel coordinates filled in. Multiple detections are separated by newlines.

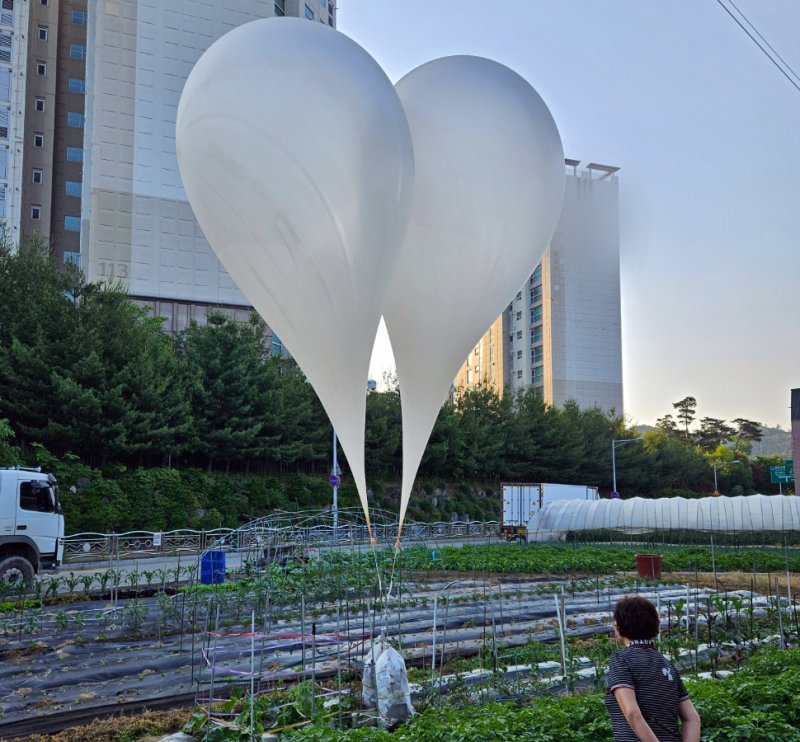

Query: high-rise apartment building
left=456, top=160, right=623, bottom=415
left=1, top=0, right=86, bottom=246
left=7, top=1, right=334, bottom=341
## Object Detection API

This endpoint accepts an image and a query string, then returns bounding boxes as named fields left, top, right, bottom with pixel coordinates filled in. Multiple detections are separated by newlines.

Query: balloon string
left=381, top=545, right=400, bottom=635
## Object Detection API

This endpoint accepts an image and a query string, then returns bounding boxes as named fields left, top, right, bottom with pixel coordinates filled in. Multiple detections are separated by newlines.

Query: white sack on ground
left=362, top=634, right=390, bottom=709
left=374, top=645, right=414, bottom=725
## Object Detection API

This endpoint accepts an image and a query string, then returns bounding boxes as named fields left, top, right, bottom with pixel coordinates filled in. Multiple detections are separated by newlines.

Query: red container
left=635, top=553, right=662, bottom=579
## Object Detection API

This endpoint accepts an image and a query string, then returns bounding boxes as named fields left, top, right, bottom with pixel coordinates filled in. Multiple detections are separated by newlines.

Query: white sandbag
left=362, top=634, right=389, bottom=709
left=374, top=645, right=414, bottom=726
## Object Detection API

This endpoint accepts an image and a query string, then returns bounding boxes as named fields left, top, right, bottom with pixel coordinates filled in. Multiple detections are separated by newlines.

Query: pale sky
left=343, top=1, right=800, bottom=429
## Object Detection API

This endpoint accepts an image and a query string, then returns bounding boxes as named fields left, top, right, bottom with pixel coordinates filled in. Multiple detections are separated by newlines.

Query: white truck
left=501, top=482, right=598, bottom=542
left=0, top=468, right=64, bottom=587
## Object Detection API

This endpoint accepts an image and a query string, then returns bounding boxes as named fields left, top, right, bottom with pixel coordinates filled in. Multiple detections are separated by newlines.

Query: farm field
left=0, top=542, right=798, bottom=740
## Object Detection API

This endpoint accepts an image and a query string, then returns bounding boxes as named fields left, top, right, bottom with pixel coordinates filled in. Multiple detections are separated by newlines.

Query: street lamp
left=713, top=459, right=741, bottom=496
left=611, top=438, right=644, bottom=498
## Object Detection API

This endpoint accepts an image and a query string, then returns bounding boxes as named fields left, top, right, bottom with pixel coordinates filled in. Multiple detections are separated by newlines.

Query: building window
left=0, top=33, right=10, bottom=65
left=69, top=78, right=86, bottom=93
left=517, top=370, right=523, bottom=379
left=66, top=180, right=81, bottom=197
left=531, top=345, right=543, bottom=364
left=531, top=285, right=542, bottom=303
left=37, top=60, right=47, bottom=76
left=67, top=112, right=84, bottom=128
left=304, top=3, right=314, bottom=20
left=516, top=350, right=522, bottom=360
left=531, top=326, right=543, bottom=343
left=34, top=132, right=44, bottom=147
left=531, top=305, right=543, bottom=323
left=31, top=204, right=41, bottom=220
left=41, top=0, right=49, bottom=5
left=69, top=43, right=86, bottom=60
left=66, top=146, right=83, bottom=162
left=532, top=366, right=544, bottom=384
left=0, top=107, right=6, bottom=138
left=71, top=10, right=88, bottom=25
left=64, top=251, right=80, bottom=266
left=38, top=26, right=48, bottom=41
left=532, top=264, right=542, bottom=284
left=274, top=0, right=285, bottom=15
left=516, top=330, right=522, bottom=340
left=64, top=215, right=81, bottom=232
left=32, top=168, right=43, bottom=184
left=35, top=97, right=45, bottom=112
left=516, top=311, right=522, bottom=321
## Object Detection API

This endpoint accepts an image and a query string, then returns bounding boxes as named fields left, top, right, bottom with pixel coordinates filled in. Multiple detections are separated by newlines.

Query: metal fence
left=63, top=518, right=501, bottom=564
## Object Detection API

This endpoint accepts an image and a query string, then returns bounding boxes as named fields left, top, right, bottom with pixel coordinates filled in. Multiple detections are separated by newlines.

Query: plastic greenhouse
left=528, top=494, right=800, bottom=544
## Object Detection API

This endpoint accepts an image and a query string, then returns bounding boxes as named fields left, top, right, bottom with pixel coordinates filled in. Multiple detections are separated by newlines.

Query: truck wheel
left=0, top=556, right=35, bottom=589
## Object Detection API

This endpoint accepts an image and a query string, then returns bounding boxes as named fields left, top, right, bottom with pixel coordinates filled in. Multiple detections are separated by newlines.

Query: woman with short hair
left=605, top=596, right=701, bottom=742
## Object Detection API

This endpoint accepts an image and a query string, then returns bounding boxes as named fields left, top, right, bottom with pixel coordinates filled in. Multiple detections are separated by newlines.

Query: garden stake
left=784, top=537, right=792, bottom=606
left=206, top=604, right=221, bottom=742
left=250, top=610, right=255, bottom=738
left=775, top=575, right=785, bottom=650
left=440, top=594, right=450, bottom=681
left=311, top=621, right=317, bottom=710
left=431, top=594, right=438, bottom=678
left=710, top=534, right=717, bottom=592
left=301, top=594, right=306, bottom=674
left=336, top=600, right=343, bottom=730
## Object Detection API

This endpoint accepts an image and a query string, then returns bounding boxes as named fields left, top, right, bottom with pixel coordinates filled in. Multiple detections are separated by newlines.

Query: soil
left=15, top=707, right=190, bottom=742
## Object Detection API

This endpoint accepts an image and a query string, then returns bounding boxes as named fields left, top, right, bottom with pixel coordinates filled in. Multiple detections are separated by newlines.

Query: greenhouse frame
left=528, top=494, right=800, bottom=543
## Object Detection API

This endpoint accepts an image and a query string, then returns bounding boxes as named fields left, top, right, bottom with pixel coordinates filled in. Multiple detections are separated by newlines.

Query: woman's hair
left=614, top=596, right=660, bottom=640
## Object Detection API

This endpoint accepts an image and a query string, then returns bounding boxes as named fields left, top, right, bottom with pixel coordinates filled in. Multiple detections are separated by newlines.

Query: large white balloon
left=176, top=19, right=414, bottom=537
left=384, top=56, right=565, bottom=540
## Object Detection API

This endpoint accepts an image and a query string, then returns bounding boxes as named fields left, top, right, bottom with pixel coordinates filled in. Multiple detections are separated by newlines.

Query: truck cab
left=0, top=468, right=64, bottom=587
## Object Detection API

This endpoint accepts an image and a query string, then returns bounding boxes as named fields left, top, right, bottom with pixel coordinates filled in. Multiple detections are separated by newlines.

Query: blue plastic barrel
left=200, top=550, right=226, bottom=585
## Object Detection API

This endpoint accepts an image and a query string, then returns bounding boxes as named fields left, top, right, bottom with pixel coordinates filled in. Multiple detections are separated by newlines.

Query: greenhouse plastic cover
left=528, top=495, right=800, bottom=541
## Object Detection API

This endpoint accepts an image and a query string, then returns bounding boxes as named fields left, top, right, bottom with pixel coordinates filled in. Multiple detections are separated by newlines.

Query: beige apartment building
left=6, top=1, right=332, bottom=352
left=456, top=160, right=624, bottom=415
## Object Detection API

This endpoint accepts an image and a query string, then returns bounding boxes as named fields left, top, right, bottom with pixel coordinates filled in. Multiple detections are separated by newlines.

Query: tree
left=731, top=418, right=763, bottom=456
left=364, top=386, right=401, bottom=479
left=182, top=312, right=278, bottom=469
left=672, top=396, right=697, bottom=440
left=696, top=417, right=735, bottom=453
left=0, top=237, right=191, bottom=462
left=655, top=414, right=678, bottom=435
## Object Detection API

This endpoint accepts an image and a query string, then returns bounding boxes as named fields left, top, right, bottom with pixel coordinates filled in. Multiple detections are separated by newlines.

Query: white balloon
left=384, top=56, right=565, bottom=539
left=176, top=18, right=414, bottom=537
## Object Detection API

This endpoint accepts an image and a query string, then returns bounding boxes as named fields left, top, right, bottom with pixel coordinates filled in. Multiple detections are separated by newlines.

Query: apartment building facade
left=7, top=1, right=333, bottom=344
left=456, top=160, right=624, bottom=415
left=79, top=0, right=335, bottom=335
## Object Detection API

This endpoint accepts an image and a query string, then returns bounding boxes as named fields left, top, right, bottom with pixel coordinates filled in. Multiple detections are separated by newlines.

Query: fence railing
left=63, top=520, right=501, bottom=564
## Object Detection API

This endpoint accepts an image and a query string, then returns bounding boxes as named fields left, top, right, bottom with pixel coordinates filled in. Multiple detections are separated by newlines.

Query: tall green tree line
left=0, top=239, right=786, bottom=535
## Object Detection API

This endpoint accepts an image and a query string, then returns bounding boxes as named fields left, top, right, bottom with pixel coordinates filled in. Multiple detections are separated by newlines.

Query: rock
left=158, top=733, right=196, bottom=742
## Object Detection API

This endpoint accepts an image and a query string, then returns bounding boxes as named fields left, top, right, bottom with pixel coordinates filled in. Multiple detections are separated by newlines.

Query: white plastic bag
left=362, top=634, right=389, bottom=709
left=374, top=645, right=414, bottom=726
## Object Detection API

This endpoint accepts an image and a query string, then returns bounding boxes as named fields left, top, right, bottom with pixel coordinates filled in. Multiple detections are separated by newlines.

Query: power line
left=715, top=0, right=800, bottom=95
left=727, top=0, right=800, bottom=85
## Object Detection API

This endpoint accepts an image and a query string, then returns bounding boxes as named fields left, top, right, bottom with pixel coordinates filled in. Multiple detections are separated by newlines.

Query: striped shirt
left=605, top=644, right=689, bottom=742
